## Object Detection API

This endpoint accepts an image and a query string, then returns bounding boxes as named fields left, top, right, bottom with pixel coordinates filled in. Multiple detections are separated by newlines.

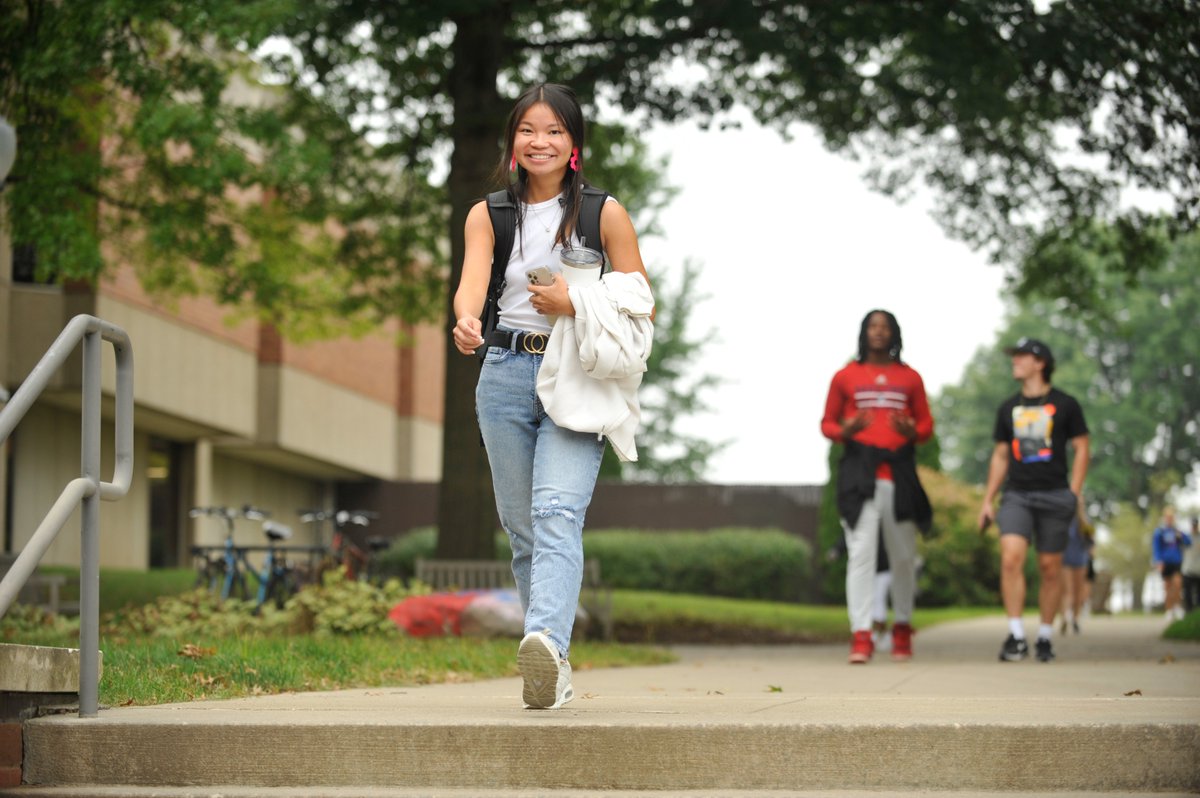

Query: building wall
left=257, top=363, right=401, bottom=480
left=193, top=453, right=328, bottom=550
left=8, top=406, right=151, bottom=569
left=96, top=295, right=259, bottom=438
left=2, top=262, right=448, bottom=569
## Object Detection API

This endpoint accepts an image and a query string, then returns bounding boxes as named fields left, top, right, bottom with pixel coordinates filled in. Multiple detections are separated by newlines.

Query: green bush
left=376, top=527, right=811, bottom=602
left=583, top=529, right=811, bottom=602
left=101, top=571, right=418, bottom=639
left=1163, top=608, right=1200, bottom=641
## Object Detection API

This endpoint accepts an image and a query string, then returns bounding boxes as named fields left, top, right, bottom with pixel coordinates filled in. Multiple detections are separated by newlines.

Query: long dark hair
left=856, top=309, right=903, bottom=363
left=497, top=83, right=589, bottom=252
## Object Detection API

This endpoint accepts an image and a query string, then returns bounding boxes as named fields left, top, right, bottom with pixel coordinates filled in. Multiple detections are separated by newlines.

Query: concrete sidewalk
left=12, top=613, right=1200, bottom=794
left=93, top=611, right=1190, bottom=724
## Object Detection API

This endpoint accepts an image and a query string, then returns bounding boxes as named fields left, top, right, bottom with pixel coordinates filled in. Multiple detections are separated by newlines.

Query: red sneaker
left=891, top=622, right=914, bottom=661
left=848, top=630, right=874, bottom=664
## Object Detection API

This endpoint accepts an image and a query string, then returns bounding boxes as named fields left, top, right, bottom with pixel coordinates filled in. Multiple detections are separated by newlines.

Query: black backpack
left=476, top=185, right=610, bottom=358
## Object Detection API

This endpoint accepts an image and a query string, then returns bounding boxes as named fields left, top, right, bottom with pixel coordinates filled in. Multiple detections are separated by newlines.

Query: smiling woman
left=450, top=83, right=655, bottom=711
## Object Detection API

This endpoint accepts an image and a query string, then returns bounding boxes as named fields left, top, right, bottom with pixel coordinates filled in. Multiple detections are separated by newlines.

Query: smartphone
left=526, top=266, right=555, bottom=286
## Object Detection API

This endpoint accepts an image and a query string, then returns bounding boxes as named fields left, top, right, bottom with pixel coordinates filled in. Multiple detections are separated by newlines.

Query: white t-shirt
left=498, top=193, right=615, bottom=334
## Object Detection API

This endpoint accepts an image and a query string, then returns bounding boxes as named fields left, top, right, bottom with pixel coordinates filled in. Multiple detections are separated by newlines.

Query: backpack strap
left=485, top=189, right=516, bottom=294
left=578, top=186, right=610, bottom=272
left=485, top=184, right=608, bottom=286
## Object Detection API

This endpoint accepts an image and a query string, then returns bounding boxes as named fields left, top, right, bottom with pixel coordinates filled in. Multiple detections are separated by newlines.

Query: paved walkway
left=78, top=612, right=1200, bottom=725
left=10, top=613, right=1200, bottom=796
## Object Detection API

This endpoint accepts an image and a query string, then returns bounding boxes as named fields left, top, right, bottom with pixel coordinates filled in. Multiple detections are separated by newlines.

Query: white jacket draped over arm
left=536, top=271, right=654, bottom=461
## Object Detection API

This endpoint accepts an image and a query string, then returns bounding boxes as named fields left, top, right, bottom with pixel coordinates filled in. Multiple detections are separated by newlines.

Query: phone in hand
left=526, top=266, right=555, bottom=286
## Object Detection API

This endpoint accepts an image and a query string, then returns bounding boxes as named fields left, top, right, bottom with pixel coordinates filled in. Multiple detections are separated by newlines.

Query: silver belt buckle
left=521, top=332, right=548, bottom=354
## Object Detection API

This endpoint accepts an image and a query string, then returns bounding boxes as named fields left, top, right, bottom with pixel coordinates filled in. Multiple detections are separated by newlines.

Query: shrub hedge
left=583, top=529, right=810, bottom=602
left=377, top=527, right=811, bottom=603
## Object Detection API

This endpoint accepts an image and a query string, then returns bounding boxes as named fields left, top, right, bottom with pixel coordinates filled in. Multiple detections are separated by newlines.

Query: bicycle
left=190, top=506, right=249, bottom=601
left=190, top=504, right=291, bottom=607
left=253, top=518, right=298, bottom=611
left=298, top=508, right=386, bottom=582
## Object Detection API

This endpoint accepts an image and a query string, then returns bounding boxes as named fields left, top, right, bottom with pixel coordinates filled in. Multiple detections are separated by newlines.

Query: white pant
left=843, top=479, right=918, bottom=632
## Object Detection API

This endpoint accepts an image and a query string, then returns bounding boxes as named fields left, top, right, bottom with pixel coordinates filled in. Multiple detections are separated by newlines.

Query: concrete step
left=18, top=703, right=1199, bottom=792
left=3, top=789, right=1198, bottom=798
left=9, top=615, right=1200, bottom=794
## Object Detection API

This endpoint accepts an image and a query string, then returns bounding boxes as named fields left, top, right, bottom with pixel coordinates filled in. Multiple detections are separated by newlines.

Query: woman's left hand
left=528, top=277, right=574, bottom=316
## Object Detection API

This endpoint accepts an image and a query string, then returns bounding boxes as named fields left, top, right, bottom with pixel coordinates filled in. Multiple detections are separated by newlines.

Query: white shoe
left=518, top=631, right=574, bottom=709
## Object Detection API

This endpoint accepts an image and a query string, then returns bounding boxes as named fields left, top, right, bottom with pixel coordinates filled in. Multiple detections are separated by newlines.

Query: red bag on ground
left=388, top=593, right=478, bottom=637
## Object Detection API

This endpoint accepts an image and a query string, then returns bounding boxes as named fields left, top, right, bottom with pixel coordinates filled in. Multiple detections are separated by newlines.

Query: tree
left=1096, top=502, right=1154, bottom=611
left=8, top=1, right=1197, bottom=556
left=936, top=227, right=1200, bottom=516
left=616, top=259, right=728, bottom=483
left=0, top=0, right=446, bottom=338
left=220, top=0, right=1200, bottom=557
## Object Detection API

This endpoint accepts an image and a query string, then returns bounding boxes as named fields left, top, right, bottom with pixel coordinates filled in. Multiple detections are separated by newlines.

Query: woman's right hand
left=452, top=316, right=484, bottom=356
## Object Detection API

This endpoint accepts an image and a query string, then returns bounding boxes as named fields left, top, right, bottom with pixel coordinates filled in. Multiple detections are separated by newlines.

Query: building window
left=11, top=243, right=44, bottom=284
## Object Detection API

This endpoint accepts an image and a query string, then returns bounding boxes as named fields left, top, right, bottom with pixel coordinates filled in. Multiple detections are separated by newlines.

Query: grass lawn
left=39, top=566, right=196, bottom=614
left=611, top=589, right=998, bottom=643
left=3, top=586, right=1002, bottom=706
left=97, top=636, right=671, bottom=706
left=8, top=571, right=1187, bottom=707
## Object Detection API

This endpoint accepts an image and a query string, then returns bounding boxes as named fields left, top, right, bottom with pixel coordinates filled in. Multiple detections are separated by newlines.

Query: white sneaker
left=518, top=631, right=574, bottom=709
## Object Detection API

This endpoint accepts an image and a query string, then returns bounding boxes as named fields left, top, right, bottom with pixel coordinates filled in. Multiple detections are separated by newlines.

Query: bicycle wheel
left=230, top=569, right=250, bottom=601
left=268, top=567, right=296, bottom=609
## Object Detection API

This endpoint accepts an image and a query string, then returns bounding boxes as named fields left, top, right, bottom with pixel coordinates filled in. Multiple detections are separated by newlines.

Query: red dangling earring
left=569, top=148, right=580, bottom=171
left=510, top=154, right=517, bottom=172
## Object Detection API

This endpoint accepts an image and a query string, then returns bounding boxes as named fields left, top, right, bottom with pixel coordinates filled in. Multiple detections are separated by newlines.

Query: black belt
left=485, top=329, right=551, bottom=355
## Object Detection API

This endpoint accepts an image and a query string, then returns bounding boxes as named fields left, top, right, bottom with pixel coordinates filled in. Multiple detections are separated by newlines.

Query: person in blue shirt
left=1151, top=507, right=1192, bottom=621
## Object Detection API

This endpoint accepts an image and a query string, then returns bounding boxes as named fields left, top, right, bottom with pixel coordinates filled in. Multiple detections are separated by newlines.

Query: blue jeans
left=476, top=336, right=605, bottom=659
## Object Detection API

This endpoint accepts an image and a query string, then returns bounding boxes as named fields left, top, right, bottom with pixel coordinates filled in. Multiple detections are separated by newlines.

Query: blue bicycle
left=253, top=518, right=297, bottom=611
left=190, top=506, right=248, bottom=601
left=190, top=505, right=290, bottom=607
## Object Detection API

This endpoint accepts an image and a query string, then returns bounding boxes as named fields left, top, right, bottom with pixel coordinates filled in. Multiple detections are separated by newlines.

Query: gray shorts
left=997, top=488, right=1077, bottom=554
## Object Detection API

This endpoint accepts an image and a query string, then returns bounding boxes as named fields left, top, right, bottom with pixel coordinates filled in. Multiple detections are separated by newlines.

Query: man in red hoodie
left=822, top=310, right=934, bottom=663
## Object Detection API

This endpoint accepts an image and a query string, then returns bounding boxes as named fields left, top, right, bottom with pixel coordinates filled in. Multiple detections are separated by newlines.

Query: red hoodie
left=821, top=360, right=934, bottom=480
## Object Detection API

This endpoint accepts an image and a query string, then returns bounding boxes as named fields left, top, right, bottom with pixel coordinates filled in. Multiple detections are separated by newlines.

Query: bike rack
left=0, top=314, right=134, bottom=718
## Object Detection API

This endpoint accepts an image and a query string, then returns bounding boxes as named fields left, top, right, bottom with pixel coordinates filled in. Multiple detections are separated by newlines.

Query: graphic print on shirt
left=854, top=373, right=909, bottom=411
left=1011, top=403, right=1057, bottom=463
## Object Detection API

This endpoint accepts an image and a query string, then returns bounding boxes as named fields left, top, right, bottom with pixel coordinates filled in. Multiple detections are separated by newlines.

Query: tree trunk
left=435, top=8, right=512, bottom=560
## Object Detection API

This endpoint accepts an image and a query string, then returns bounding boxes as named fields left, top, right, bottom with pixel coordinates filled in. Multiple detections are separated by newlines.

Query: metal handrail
left=0, top=314, right=133, bottom=718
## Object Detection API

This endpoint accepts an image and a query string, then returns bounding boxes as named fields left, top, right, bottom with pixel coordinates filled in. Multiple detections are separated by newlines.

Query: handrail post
left=0, top=314, right=133, bottom=718
left=79, top=328, right=102, bottom=718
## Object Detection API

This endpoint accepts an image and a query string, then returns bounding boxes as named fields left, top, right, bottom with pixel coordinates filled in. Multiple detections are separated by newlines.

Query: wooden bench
left=414, top=558, right=613, bottom=640
left=0, top=552, right=68, bottom=615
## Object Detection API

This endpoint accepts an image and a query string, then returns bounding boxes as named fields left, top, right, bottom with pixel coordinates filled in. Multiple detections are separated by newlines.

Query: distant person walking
left=978, top=338, right=1089, bottom=663
left=822, top=310, right=933, bottom=664
left=1181, top=517, right=1200, bottom=614
left=1059, top=517, right=1094, bottom=634
left=1151, top=507, right=1192, bottom=621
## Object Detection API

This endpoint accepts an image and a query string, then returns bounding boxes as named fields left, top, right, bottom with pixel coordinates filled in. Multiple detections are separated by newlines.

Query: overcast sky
left=636, top=114, right=1010, bottom=486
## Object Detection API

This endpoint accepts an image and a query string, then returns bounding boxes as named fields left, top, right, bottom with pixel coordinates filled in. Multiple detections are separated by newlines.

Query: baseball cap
left=1003, top=337, right=1054, bottom=363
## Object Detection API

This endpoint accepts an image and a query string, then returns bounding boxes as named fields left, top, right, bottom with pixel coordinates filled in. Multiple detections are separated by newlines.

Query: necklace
left=528, top=199, right=559, bottom=234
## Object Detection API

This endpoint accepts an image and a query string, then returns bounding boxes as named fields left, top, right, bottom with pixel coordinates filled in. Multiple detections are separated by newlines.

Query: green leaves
left=936, top=226, right=1200, bottom=515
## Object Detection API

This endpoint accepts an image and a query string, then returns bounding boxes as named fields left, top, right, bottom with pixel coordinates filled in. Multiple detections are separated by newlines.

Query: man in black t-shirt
left=978, top=338, right=1089, bottom=663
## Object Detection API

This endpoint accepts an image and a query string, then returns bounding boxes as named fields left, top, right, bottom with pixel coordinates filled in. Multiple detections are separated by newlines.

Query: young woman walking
left=451, top=83, right=651, bottom=709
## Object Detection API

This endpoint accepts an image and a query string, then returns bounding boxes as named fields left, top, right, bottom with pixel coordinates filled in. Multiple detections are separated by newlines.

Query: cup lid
left=560, top=247, right=603, bottom=267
